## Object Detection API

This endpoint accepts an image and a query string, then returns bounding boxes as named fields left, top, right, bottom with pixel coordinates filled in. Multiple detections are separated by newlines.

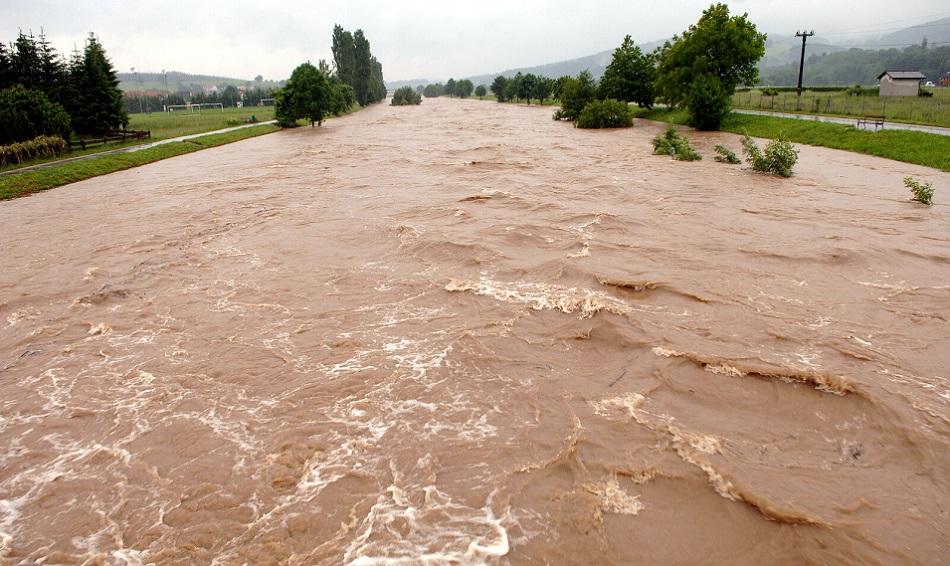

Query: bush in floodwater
left=903, top=177, right=934, bottom=205
left=391, top=86, right=422, bottom=106
left=714, top=144, right=741, bottom=164
left=741, top=134, right=798, bottom=177
left=576, top=99, right=634, bottom=129
left=652, top=126, right=702, bottom=161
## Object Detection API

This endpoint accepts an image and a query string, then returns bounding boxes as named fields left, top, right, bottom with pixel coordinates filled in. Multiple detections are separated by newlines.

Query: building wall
left=879, top=76, right=920, bottom=97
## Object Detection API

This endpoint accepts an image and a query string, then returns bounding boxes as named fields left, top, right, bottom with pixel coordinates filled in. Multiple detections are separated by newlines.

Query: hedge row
left=0, top=135, right=68, bottom=167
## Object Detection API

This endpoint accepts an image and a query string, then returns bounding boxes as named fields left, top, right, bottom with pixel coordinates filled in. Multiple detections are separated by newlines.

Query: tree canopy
left=276, top=62, right=332, bottom=127
left=599, top=35, right=656, bottom=108
left=331, top=25, right=385, bottom=107
left=655, top=3, right=766, bottom=129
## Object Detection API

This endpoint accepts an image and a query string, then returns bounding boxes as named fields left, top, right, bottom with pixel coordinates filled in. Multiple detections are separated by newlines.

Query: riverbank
left=0, top=124, right=279, bottom=200
left=636, top=108, right=950, bottom=172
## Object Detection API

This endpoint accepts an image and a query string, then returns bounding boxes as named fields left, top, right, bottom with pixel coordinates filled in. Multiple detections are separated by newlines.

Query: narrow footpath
left=733, top=108, right=950, bottom=136
left=0, top=120, right=278, bottom=178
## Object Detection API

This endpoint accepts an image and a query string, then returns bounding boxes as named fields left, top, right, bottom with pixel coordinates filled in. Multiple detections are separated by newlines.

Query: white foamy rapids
left=586, top=477, right=644, bottom=516
left=344, top=459, right=511, bottom=565
left=445, top=278, right=629, bottom=318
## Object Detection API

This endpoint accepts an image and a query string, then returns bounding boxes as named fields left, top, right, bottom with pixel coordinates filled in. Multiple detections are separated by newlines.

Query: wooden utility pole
left=795, top=30, right=815, bottom=96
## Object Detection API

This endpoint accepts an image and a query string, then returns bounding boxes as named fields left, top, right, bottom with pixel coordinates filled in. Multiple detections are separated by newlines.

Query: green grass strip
left=636, top=108, right=950, bottom=172
left=0, top=124, right=279, bottom=201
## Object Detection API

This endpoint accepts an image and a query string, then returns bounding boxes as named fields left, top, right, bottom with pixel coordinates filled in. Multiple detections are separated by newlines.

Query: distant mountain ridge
left=388, top=17, right=949, bottom=88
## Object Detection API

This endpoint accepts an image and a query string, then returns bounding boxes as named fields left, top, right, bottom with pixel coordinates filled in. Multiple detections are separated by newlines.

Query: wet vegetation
left=741, top=135, right=799, bottom=176
left=904, top=177, right=935, bottom=205
left=652, top=126, right=701, bottom=161
left=391, top=86, right=422, bottom=106
left=576, top=99, right=634, bottom=128
left=714, top=144, right=741, bottom=164
left=639, top=107, right=950, bottom=171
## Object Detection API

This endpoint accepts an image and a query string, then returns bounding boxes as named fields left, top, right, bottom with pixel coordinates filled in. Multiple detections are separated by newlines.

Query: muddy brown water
left=1, top=97, right=948, bottom=565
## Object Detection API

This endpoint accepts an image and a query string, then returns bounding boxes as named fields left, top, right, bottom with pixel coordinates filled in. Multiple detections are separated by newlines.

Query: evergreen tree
left=0, top=43, right=13, bottom=90
left=67, top=34, right=128, bottom=134
left=599, top=35, right=656, bottom=108
left=11, top=32, right=42, bottom=90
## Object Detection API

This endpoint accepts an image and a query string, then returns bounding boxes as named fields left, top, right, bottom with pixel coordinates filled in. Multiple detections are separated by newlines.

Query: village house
left=940, top=72, right=950, bottom=88
left=877, top=70, right=926, bottom=97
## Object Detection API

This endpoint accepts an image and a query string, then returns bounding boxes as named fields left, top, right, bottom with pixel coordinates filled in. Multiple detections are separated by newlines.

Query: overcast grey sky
left=2, top=1, right=948, bottom=81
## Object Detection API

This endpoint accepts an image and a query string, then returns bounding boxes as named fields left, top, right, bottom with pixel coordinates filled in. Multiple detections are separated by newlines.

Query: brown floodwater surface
left=1, top=97, right=948, bottom=565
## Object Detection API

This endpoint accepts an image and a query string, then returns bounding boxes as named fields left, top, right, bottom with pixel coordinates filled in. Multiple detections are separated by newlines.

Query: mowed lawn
left=127, top=106, right=276, bottom=140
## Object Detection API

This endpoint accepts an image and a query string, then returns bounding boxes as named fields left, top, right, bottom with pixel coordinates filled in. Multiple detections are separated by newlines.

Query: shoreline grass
left=635, top=108, right=950, bottom=172
left=0, top=124, right=279, bottom=201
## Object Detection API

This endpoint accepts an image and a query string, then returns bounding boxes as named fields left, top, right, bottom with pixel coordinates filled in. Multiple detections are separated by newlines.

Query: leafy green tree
left=423, top=83, right=443, bottom=97
left=352, top=29, right=373, bottom=105
left=66, top=34, right=128, bottom=134
left=533, top=76, right=553, bottom=105
left=599, top=35, right=656, bottom=108
left=554, top=70, right=597, bottom=120
left=655, top=3, right=766, bottom=129
left=445, top=78, right=457, bottom=97
left=474, top=84, right=487, bottom=97
left=456, top=79, right=474, bottom=98
left=518, top=73, right=537, bottom=104
left=505, top=72, right=523, bottom=102
left=221, top=84, right=240, bottom=107
left=275, top=62, right=332, bottom=127
left=490, top=75, right=508, bottom=102
left=0, top=84, right=71, bottom=144
left=331, top=82, right=355, bottom=114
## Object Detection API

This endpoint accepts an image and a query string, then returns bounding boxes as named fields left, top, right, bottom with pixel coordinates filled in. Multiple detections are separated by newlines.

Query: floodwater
left=1, top=97, right=948, bottom=565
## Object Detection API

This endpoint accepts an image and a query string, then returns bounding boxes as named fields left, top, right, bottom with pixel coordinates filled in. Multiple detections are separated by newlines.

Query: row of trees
left=0, top=30, right=128, bottom=143
left=422, top=79, right=476, bottom=98
left=331, top=25, right=386, bottom=106
left=546, top=3, right=765, bottom=130
left=276, top=25, right=387, bottom=127
left=490, top=73, right=556, bottom=104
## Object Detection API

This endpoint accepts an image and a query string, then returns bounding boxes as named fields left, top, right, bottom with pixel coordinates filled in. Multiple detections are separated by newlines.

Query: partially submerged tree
left=391, top=85, right=422, bottom=105
left=276, top=62, right=332, bottom=127
left=456, top=79, right=474, bottom=98
left=554, top=70, right=597, bottom=120
left=655, top=3, right=765, bottom=130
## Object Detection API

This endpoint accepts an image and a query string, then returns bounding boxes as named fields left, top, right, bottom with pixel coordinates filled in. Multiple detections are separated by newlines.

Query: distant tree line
left=0, top=30, right=127, bottom=144
left=275, top=24, right=385, bottom=127
left=759, top=42, right=950, bottom=86
left=423, top=79, right=475, bottom=98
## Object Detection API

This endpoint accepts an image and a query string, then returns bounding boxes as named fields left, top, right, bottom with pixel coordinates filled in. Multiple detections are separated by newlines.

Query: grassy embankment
left=0, top=124, right=278, bottom=200
left=635, top=108, right=950, bottom=172
left=731, top=88, right=950, bottom=128
left=0, top=107, right=277, bottom=174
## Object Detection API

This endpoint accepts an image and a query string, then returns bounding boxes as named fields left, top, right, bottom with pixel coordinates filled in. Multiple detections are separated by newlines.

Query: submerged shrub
left=652, top=126, right=701, bottom=161
left=576, top=99, right=634, bottom=129
left=904, top=177, right=934, bottom=205
left=391, top=86, right=422, bottom=106
left=742, top=134, right=798, bottom=177
left=713, top=144, right=741, bottom=164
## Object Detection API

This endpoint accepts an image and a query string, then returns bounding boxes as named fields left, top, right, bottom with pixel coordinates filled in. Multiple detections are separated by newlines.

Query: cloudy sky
left=2, top=1, right=948, bottom=81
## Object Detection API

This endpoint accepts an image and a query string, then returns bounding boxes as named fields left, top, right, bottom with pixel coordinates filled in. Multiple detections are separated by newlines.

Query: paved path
left=0, top=120, right=278, bottom=178
left=733, top=109, right=950, bottom=137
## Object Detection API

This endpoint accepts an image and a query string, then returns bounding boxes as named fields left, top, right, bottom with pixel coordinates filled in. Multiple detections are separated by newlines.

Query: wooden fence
left=68, top=129, right=151, bottom=150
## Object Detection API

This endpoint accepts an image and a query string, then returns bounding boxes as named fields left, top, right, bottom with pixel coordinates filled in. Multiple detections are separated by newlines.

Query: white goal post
left=165, top=103, right=224, bottom=113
